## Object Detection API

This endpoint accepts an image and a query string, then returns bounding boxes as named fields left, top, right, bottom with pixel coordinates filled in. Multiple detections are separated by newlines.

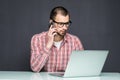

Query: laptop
left=49, top=50, right=109, bottom=78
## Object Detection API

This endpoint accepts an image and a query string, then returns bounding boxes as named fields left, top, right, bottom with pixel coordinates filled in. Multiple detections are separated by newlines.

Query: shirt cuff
left=43, top=47, right=51, bottom=54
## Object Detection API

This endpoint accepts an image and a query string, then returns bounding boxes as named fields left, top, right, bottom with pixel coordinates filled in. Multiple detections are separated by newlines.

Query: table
left=0, top=71, right=119, bottom=80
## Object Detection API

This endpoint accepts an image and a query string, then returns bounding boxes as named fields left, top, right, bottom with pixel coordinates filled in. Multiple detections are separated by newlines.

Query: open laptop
left=49, top=50, right=109, bottom=78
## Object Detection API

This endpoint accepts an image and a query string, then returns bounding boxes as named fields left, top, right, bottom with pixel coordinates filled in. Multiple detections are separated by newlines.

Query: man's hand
left=46, top=25, right=57, bottom=49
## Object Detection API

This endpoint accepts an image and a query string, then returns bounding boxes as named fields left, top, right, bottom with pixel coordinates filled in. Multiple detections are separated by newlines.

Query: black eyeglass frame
left=52, top=19, right=72, bottom=28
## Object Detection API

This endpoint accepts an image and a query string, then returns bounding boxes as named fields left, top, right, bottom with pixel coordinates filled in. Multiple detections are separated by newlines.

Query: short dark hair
left=50, top=6, right=70, bottom=20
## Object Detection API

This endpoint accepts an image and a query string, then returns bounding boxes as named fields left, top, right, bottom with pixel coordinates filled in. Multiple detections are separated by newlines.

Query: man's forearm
left=30, top=52, right=49, bottom=72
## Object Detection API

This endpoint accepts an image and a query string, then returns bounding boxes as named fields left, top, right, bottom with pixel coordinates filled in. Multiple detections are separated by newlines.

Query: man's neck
left=54, top=35, right=64, bottom=42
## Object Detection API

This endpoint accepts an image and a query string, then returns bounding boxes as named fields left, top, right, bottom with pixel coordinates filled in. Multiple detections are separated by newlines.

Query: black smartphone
left=48, top=22, right=53, bottom=28
left=48, top=22, right=57, bottom=35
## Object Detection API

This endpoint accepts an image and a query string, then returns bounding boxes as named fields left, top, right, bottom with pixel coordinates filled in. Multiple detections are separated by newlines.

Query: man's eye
left=59, top=23, right=63, bottom=25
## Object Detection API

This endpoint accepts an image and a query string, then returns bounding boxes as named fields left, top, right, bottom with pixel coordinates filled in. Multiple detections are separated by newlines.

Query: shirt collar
left=63, top=33, right=69, bottom=43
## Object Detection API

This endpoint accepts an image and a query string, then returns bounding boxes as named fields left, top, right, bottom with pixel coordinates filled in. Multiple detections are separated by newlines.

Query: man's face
left=52, top=14, right=70, bottom=36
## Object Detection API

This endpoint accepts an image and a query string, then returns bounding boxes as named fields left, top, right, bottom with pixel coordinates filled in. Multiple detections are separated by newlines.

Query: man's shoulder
left=66, top=33, right=79, bottom=39
left=32, top=31, right=47, bottom=38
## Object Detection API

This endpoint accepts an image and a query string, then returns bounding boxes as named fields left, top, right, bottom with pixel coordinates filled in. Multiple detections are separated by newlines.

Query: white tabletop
left=0, top=71, right=119, bottom=80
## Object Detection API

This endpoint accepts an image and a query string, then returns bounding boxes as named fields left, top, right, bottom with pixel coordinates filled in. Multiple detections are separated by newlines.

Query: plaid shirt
left=30, top=31, right=84, bottom=72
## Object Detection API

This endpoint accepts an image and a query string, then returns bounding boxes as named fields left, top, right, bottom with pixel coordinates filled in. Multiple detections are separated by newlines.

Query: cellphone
left=49, top=22, right=57, bottom=35
left=48, top=22, right=53, bottom=28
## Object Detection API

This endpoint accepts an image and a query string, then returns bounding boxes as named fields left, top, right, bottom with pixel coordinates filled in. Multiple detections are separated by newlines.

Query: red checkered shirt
left=30, top=31, right=84, bottom=72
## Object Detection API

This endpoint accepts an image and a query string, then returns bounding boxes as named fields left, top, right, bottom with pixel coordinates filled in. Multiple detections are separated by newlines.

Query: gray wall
left=0, top=0, right=120, bottom=72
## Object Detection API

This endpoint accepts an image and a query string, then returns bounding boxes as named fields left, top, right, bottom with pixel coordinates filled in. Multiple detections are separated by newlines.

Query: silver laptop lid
left=64, top=50, right=109, bottom=77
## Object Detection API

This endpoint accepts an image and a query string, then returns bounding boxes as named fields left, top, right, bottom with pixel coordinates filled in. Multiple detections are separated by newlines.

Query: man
left=30, top=6, right=84, bottom=72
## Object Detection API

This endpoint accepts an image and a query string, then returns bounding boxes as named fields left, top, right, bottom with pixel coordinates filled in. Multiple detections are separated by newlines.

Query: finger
left=48, top=30, right=56, bottom=37
left=49, top=24, right=54, bottom=30
left=48, top=26, right=53, bottom=34
left=49, top=29, right=56, bottom=36
left=52, top=32, right=57, bottom=36
left=49, top=27, right=57, bottom=34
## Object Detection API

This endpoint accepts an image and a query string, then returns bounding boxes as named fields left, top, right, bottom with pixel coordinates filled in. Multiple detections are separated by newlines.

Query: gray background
left=0, top=0, right=120, bottom=72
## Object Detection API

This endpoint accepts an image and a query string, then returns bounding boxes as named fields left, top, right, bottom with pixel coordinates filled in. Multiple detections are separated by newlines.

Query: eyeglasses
left=52, top=19, right=72, bottom=28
